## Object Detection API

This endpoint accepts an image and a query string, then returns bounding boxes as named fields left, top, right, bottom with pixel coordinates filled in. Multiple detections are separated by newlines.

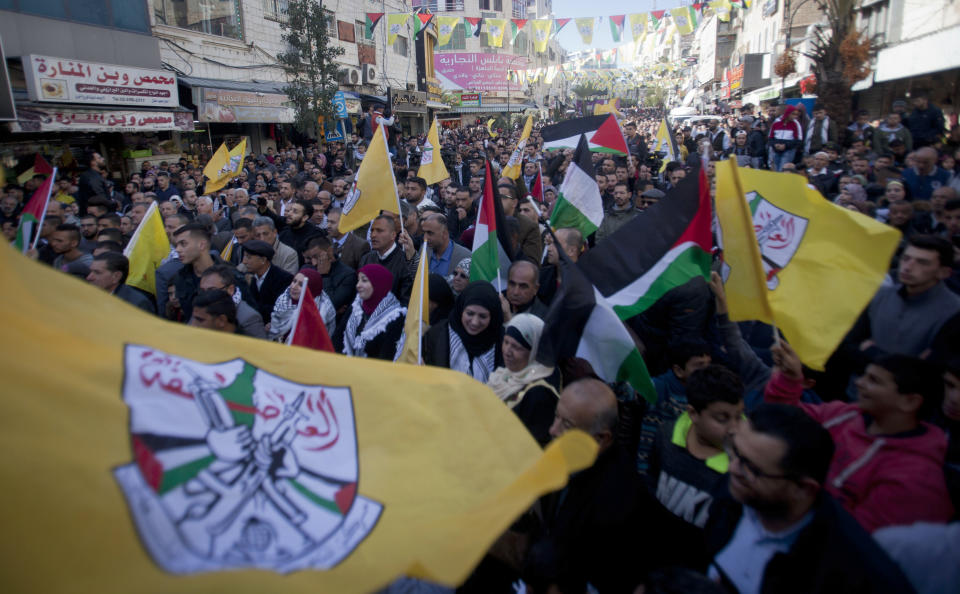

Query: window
left=263, top=0, right=288, bottom=22
left=393, top=35, right=409, bottom=56
left=443, top=0, right=464, bottom=10
left=479, top=0, right=490, bottom=9
left=2, top=0, right=150, bottom=33
left=858, top=0, right=888, bottom=45
left=356, top=20, right=372, bottom=44
left=437, top=22, right=465, bottom=50
left=153, top=0, right=243, bottom=39
left=494, top=0, right=502, bottom=11
left=338, top=20, right=355, bottom=43
left=323, top=9, right=336, bottom=36
left=512, top=0, right=526, bottom=19
left=411, top=0, right=438, bottom=10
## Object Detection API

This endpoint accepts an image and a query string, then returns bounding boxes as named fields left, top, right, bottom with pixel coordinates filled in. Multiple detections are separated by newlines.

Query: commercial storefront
left=389, top=89, right=428, bottom=136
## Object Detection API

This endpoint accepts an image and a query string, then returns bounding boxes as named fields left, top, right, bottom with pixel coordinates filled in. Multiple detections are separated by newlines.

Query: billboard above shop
left=435, top=53, right=528, bottom=93
left=23, top=55, right=178, bottom=109
left=198, top=88, right=294, bottom=123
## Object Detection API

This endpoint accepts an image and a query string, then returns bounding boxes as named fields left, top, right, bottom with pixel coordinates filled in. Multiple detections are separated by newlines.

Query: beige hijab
left=487, top=314, right=555, bottom=406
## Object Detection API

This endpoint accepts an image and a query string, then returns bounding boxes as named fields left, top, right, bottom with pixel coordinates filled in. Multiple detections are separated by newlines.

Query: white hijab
left=486, top=314, right=555, bottom=405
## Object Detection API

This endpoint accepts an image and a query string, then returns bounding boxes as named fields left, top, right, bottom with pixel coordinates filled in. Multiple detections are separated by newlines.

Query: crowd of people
left=2, top=93, right=959, bottom=593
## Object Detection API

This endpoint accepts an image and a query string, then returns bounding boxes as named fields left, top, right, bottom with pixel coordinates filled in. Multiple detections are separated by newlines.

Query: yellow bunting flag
left=339, top=124, right=400, bottom=233
left=0, top=241, right=598, bottom=594
left=502, top=115, right=533, bottom=180
left=485, top=18, right=507, bottom=47
left=398, top=243, right=429, bottom=364
left=203, top=138, right=247, bottom=195
left=436, top=16, right=459, bottom=46
left=575, top=17, right=595, bottom=45
left=387, top=13, right=410, bottom=45
left=123, top=201, right=169, bottom=295
left=418, top=118, right=450, bottom=185
left=629, top=13, right=648, bottom=41
left=714, top=159, right=902, bottom=370
left=530, top=19, right=552, bottom=53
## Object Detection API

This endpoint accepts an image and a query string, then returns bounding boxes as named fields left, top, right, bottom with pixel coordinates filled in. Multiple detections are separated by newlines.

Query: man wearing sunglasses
left=705, top=404, right=913, bottom=594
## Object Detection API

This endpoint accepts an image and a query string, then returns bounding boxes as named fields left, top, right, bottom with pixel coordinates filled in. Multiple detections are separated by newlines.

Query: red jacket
left=765, top=371, right=954, bottom=532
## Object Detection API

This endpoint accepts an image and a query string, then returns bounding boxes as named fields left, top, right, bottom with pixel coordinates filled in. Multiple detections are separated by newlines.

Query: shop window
left=153, top=0, right=243, bottom=40
left=437, top=22, right=465, bottom=50
left=393, top=35, right=409, bottom=57
left=21, top=0, right=67, bottom=18
left=263, top=0, right=288, bottom=23
left=70, top=0, right=110, bottom=25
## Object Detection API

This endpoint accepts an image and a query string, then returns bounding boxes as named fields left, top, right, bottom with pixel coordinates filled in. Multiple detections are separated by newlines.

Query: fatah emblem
left=746, top=191, right=808, bottom=290
left=675, top=16, right=689, bottom=28
left=421, top=139, right=434, bottom=165
left=390, top=23, right=402, bottom=34
left=342, top=171, right=361, bottom=215
left=114, top=346, right=382, bottom=574
left=439, top=24, right=452, bottom=36
left=535, top=29, right=547, bottom=41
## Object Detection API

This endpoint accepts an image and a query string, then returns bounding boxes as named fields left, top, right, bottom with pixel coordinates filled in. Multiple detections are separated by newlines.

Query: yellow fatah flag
left=203, top=138, right=247, bottom=195
left=387, top=13, right=410, bottom=45
left=220, top=238, right=235, bottom=262
left=398, top=244, right=429, bottom=364
left=418, top=118, right=450, bottom=185
left=629, top=13, right=648, bottom=41
left=714, top=158, right=902, bottom=370
left=502, top=115, right=533, bottom=180
left=339, top=124, right=400, bottom=233
left=710, top=0, right=732, bottom=21
left=0, top=242, right=598, bottom=594
left=575, top=17, right=595, bottom=45
left=485, top=18, right=507, bottom=47
left=16, top=166, right=35, bottom=185
left=655, top=118, right=680, bottom=172
left=123, top=201, right=169, bottom=295
left=436, top=16, right=460, bottom=46
left=486, top=118, right=499, bottom=138
left=531, top=19, right=552, bottom=53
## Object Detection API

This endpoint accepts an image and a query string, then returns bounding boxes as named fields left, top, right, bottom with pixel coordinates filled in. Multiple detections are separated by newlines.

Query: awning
left=851, top=72, right=874, bottom=92
left=179, top=76, right=294, bottom=124
left=9, top=102, right=193, bottom=133
left=427, top=100, right=450, bottom=110
left=875, top=25, right=960, bottom=83
left=177, top=76, right=287, bottom=94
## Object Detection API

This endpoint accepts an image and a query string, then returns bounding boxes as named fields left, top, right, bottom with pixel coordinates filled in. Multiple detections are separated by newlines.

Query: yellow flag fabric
left=387, top=13, right=410, bottom=45
left=575, top=17, right=594, bottom=45
left=220, top=238, right=234, bottom=262
left=714, top=159, right=902, bottom=370
left=123, top=201, right=169, bottom=295
left=417, top=118, right=450, bottom=185
left=203, top=138, right=247, bottom=195
left=339, top=124, right=400, bottom=233
left=0, top=242, right=598, bottom=594
left=710, top=0, right=732, bottom=21
left=629, top=13, right=648, bottom=41
left=16, top=166, right=35, bottom=185
left=655, top=119, right=679, bottom=173
left=531, top=19, right=552, bottom=53
left=436, top=16, right=460, bottom=46
left=398, top=244, right=429, bottom=364
left=670, top=7, right=697, bottom=35
left=486, top=118, right=498, bottom=138
left=502, top=115, right=533, bottom=180
left=485, top=18, right=507, bottom=47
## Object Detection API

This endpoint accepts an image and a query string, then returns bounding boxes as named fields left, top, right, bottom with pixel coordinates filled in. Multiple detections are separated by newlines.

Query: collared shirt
left=709, top=507, right=814, bottom=594
left=429, top=240, right=455, bottom=277
left=377, top=242, right=397, bottom=261
left=255, top=266, right=270, bottom=290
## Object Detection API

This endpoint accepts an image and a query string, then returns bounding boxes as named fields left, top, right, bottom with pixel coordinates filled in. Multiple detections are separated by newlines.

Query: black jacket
left=115, top=284, right=156, bottom=314
left=77, top=168, right=109, bottom=214
left=172, top=255, right=253, bottom=322
left=278, top=221, right=320, bottom=267
left=248, top=265, right=294, bottom=324
left=703, top=481, right=916, bottom=594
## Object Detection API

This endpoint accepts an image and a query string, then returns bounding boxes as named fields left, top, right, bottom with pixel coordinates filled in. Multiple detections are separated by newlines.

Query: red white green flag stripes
left=13, top=170, right=55, bottom=253
left=469, top=160, right=502, bottom=288
left=550, top=134, right=604, bottom=237
left=579, top=167, right=713, bottom=321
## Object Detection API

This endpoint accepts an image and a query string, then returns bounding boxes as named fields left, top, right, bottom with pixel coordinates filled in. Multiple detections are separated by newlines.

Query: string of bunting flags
left=365, top=1, right=752, bottom=49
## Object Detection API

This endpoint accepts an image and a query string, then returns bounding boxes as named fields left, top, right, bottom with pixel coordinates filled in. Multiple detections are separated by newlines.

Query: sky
left=551, top=0, right=669, bottom=53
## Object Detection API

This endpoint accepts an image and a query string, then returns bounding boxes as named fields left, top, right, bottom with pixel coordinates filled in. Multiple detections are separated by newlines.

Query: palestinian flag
left=609, top=15, right=625, bottom=42
left=413, top=11, right=434, bottom=38
left=286, top=286, right=335, bottom=353
left=552, top=18, right=571, bottom=37
left=365, top=12, right=384, bottom=40
left=509, top=19, right=527, bottom=44
left=650, top=9, right=666, bottom=29
left=536, top=238, right=656, bottom=403
left=465, top=17, right=483, bottom=37
left=580, top=167, right=713, bottom=321
left=13, top=171, right=55, bottom=253
left=550, top=135, right=604, bottom=237
left=529, top=168, right=543, bottom=202
left=541, top=114, right=628, bottom=155
left=470, top=160, right=512, bottom=289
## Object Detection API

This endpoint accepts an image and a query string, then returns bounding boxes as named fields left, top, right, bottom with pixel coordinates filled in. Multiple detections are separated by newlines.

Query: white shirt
left=377, top=242, right=397, bottom=261
left=254, top=266, right=270, bottom=290
left=708, top=506, right=813, bottom=594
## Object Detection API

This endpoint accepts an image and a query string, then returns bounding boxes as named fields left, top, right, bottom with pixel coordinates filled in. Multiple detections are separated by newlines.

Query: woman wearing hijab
left=423, top=281, right=503, bottom=382
left=268, top=268, right=337, bottom=342
left=428, top=273, right=455, bottom=325
left=487, top=314, right=560, bottom=446
left=343, top=264, right=406, bottom=361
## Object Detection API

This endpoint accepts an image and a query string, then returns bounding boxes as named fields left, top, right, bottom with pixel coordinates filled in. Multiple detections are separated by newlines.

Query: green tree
left=278, top=0, right=345, bottom=139
left=571, top=82, right=605, bottom=99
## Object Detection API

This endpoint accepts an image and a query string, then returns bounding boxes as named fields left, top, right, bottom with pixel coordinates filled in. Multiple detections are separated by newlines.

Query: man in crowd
left=242, top=239, right=293, bottom=325
left=324, top=207, right=369, bottom=270
left=50, top=223, right=93, bottom=279
left=252, top=216, right=299, bottom=275
left=502, top=260, right=548, bottom=321
left=198, top=265, right=266, bottom=339
left=596, top=182, right=638, bottom=243
left=422, top=213, right=470, bottom=277
left=358, top=214, right=415, bottom=304
left=86, top=252, right=155, bottom=313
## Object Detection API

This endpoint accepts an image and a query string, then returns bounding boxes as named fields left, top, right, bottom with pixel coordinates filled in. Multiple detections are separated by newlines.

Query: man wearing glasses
left=704, top=404, right=912, bottom=594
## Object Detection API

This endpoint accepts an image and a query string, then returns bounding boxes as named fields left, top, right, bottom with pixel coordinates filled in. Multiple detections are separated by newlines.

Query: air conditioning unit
left=362, top=64, right=378, bottom=84
left=339, top=67, right=360, bottom=86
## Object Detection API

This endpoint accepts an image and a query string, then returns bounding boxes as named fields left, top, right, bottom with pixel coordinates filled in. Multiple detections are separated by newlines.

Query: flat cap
left=242, top=239, right=274, bottom=260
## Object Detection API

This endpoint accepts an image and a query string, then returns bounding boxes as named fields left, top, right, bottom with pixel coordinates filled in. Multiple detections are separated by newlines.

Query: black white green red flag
left=13, top=169, right=55, bottom=253
left=579, top=167, right=713, bottom=321
left=540, top=114, right=628, bottom=155
left=469, top=161, right=512, bottom=289
left=549, top=135, right=604, bottom=237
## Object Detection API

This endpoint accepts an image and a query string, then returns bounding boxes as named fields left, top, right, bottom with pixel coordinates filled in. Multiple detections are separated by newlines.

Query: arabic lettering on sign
left=27, top=55, right=178, bottom=108
left=203, top=88, right=289, bottom=108
left=11, top=108, right=191, bottom=133
left=434, top=52, right=528, bottom=93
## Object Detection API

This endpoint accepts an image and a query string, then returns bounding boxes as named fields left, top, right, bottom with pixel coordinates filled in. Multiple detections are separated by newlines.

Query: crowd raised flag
left=580, top=167, right=713, bottom=321
left=0, top=241, right=598, bottom=593
left=285, top=284, right=335, bottom=353
left=470, top=161, right=512, bottom=289
left=203, top=138, right=247, bottom=195
left=123, top=201, right=170, bottom=296
left=339, top=124, right=401, bottom=233
left=502, top=115, right=533, bottom=180
left=540, top=114, right=628, bottom=155
left=13, top=169, right=55, bottom=253
left=398, top=243, right=430, bottom=364
left=655, top=118, right=681, bottom=172
left=417, top=118, right=450, bottom=186
left=549, top=135, right=604, bottom=237
left=714, top=158, right=902, bottom=369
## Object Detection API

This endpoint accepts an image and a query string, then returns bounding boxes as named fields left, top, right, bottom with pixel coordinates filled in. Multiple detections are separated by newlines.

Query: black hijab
left=428, top=273, right=455, bottom=326
left=449, top=281, right=503, bottom=358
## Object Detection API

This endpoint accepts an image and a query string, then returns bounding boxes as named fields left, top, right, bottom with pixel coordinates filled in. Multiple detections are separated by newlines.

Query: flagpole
left=417, top=243, right=426, bottom=365
left=30, top=166, right=56, bottom=251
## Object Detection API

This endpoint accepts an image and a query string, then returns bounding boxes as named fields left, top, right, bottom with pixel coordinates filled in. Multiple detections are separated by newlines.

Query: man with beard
left=704, top=404, right=913, bottom=593
left=278, top=200, right=319, bottom=266
left=331, top=176, right=350, bottom=208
